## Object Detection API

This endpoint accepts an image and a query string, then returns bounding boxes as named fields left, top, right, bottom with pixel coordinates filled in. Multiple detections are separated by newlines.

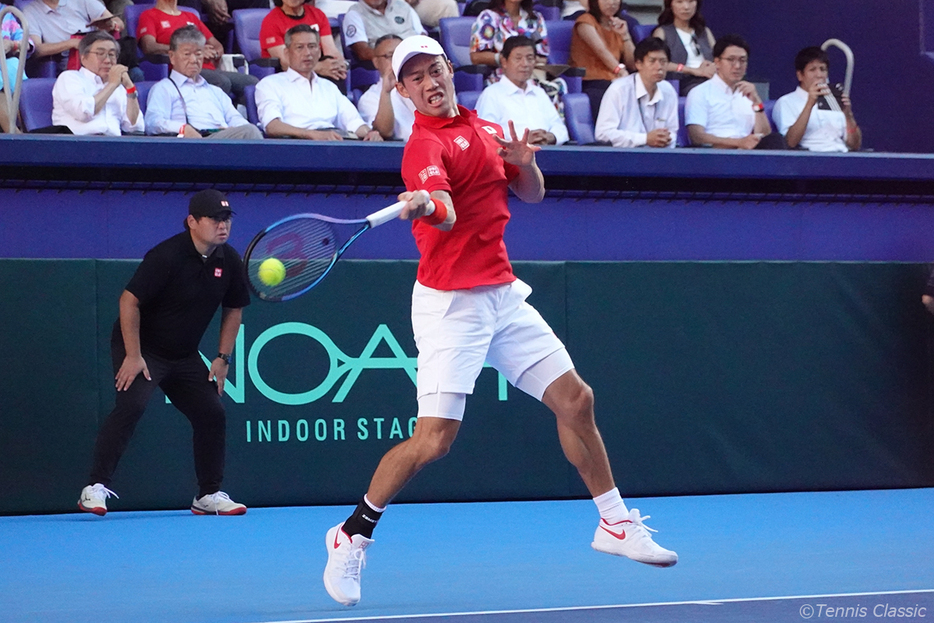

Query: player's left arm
left=496, top=120, right=545, bottom=204
left=209, top=306, right=242, bottom=394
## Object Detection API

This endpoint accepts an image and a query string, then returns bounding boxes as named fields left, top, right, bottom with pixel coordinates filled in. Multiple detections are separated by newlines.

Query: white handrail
left=820, top=38, right=854, bottom=97
left=1, top=5, right=30, bottom=134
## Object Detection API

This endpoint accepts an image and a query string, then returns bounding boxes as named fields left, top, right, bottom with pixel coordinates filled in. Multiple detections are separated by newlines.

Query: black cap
left=189, top=189, right=234, bottom=219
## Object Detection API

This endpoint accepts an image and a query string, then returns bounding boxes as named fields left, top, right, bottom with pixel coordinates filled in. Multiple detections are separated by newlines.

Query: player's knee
left=412, top=421, right=458, bottom=464
left=556, top=379, right=595, bottom=427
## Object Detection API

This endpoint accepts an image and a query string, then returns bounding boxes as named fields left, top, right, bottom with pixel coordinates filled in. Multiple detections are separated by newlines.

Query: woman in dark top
left=651, top=0, right=715, bottom=95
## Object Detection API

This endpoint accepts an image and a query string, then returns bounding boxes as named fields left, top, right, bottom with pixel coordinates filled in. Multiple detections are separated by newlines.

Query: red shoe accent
left=78, top=502, right=106, bottom=516
left=599, top=519, right=630, bottom=540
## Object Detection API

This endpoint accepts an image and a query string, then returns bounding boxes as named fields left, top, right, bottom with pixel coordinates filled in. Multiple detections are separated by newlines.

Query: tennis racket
left=243, top=195, right=431, bottom=302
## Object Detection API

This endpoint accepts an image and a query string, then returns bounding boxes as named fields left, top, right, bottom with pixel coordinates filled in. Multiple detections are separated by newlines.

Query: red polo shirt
left=137, top=8, right=217, bottom=70
left=401, top=105, right=520, bottom=291
left=259, top=6, right=331, bottom=58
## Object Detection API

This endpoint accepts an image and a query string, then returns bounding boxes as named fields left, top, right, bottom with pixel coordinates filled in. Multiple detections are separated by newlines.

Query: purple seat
left=18, top=77, right=55, bottom=131
left=545, top=19, right=572, bottom=65
left=562, top=91, right=594, bottom=144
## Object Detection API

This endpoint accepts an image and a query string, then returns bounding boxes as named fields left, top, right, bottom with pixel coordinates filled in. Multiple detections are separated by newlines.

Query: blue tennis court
left=1, top=488, right=931, bottom=623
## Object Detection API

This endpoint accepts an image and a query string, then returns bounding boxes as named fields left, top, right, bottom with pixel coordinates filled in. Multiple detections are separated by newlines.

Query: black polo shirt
left=114, top=231, right=251, bottom=360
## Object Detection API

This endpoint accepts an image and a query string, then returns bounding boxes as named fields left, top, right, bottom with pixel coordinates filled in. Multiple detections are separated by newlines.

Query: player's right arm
left=398, top=189, right=456, bottom=231
left=115, top=290, right=151, bottom=390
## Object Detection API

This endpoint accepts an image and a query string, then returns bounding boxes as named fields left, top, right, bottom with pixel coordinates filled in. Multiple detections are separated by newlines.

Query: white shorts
left=412, top=278, right=573, bottom=411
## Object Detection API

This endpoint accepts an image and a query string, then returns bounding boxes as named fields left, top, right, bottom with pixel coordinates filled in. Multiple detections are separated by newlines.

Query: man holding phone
left=772, top=46, right=861, bottom=152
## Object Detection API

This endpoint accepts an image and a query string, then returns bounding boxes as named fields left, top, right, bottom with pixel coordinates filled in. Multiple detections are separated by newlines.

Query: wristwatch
left=752, top=102, right=765, bottom=113
left=217, top=353, right=231, bottom=364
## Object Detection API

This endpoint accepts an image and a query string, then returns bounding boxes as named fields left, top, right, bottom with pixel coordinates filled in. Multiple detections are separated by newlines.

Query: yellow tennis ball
left=258, top=258, right=286, bottom=286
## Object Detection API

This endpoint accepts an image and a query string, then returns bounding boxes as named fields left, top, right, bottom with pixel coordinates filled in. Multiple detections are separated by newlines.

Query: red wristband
left=421, top=197, right=448, bottom=226
left=125, top=85, right=137, bottom=94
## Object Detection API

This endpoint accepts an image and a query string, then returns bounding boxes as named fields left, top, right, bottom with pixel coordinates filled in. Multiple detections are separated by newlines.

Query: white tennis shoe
left=324, top=523, right=373, bottom=606
left=78, top=483, right=119, bottom=516
left=591, top=508, right=678, bottom=567
left=191, top=491, right=247, bottom=515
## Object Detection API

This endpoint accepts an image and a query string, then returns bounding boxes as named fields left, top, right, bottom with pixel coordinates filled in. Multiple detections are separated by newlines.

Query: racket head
left=244, top=213, right=366, bottom=302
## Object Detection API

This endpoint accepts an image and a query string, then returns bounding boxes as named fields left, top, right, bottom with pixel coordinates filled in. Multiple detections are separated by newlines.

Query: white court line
left=244, top=588, right=934, bottom=623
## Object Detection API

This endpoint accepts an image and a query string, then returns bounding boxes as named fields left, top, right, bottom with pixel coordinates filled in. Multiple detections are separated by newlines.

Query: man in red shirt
left=322, top=35, right=679, bottom=608
left=137, top=0, right=257, bottom=100
left=259, top=0, right=346, bottom=83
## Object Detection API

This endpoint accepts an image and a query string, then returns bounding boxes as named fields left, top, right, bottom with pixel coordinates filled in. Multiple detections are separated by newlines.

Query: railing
left=0, top=4, right=29, bottom=134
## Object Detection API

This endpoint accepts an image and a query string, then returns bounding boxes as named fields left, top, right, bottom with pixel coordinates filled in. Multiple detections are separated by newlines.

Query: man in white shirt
left=357, top=34, right=416, bottom=141
left=22, top=0, right=123, bottom=71
left=475, top=35, right=568, bottom=146
left=51, top=30, right=144, bottom=135
left=684, top=34, right=782, bottom=150
left=595, top=36, right=678, bottom=148
left=145, top=26, right=262, bottom=139
left=256, top=25, right=382, bottom=140
left=342, top=0, right=424, bottom=64
left=772, top=46, right=861, bottom=153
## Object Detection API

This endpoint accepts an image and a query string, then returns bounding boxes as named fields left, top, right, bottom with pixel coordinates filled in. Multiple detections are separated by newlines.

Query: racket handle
left=366, top=200, right=406, bottom=228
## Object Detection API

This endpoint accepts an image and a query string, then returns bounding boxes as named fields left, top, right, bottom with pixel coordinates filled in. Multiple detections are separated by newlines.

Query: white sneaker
left=78, top=483, right=119, bottom=516
left=591, top=508, right=678, bottom=567
left=323, top=523, right=373, bottom=606
left=191, top=491, right=247, bottom=515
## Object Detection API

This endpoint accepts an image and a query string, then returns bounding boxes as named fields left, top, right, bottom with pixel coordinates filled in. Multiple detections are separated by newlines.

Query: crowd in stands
left=0, top=0, right=861, bottom=151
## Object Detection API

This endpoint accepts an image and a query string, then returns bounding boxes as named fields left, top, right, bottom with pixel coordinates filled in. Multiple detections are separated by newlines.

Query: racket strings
left=247, top=218, right=343, bottom=300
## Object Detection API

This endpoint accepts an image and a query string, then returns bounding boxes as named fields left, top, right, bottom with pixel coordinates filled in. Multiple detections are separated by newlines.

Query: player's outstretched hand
left=115, top=355, right=150, bottom=391
left=397, top=189, right=433, bottom=221
left=494, top=120, right=541, bottom=167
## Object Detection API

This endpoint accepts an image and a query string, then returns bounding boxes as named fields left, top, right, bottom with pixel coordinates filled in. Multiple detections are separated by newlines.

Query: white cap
left=391, top=35, right=446, bottom=81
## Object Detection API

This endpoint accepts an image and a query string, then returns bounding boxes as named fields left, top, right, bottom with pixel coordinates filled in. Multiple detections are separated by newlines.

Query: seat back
left=632, top=23, right=655, bottom=43
left=232, top=8, right=271, bottom=61
left=544, top=19, right=572, bottom=65
left=125, top=4, right=201, bottom=39
left=439, top=16, right=476, bottom=68
left=135, top=80, right=157, bottom=114
left=676, top=96, right=689, bottom=146
left=18, top=77, right=55, bottom=131
left=243, top=83, right=259, bottom=125
left=534, top=3, right=559, bottom=21
left=561, top=91, right=594, bottom=144
left=457, top=89, right=481, bottom=110
left=763, top=98, right=778, bottom=133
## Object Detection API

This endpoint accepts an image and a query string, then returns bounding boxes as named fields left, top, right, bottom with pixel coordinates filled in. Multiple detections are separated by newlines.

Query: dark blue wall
left=703, top=0, right=934, bottom=154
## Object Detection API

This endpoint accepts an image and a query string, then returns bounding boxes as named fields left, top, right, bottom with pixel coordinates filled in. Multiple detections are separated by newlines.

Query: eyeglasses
left=720, top=56, right=748, bottom=66
left=90, top=49, right=118, bottom=60
left=374, top=53, right=395, bottom=60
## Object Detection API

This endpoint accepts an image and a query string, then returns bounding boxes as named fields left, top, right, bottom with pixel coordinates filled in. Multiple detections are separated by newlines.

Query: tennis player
left=323, top=35, right=678, bottom=607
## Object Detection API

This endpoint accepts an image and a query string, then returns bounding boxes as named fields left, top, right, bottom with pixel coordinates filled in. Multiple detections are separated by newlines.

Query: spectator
left=256, top=25, right=381, bottom=140
left=51, top=30, right=143, bottom=135
left=405, top=0, right=458, bottom=30
left=342, top=0, right=425, bottom=64
left=259, top=0, right=347, bottom=84
left=145, top=25, right=262, bottom=139
left=595, top=36, right=677, bottom=148
left=772, top=46, right=861, bottom=152
left=2, top=10, right=32, bottom=133
left=684, top=34, right=782, bottom=150
left=651, top=0, right=715, bottom=96
left=356, top=34, right=415, bottom=140
left=138, top=0, right=258, bottom=102
left=197, top=0, right=269, bottom=41
left=568, top=0, right=634, bottom=117
left=21, top=0, right=124, bottom=72
left=469, top=0, right=566, bottom=111
left=475, top=35, right=568, bottom=145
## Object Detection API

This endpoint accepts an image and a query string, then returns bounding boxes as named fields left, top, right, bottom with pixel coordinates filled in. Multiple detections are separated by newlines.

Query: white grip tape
left=366, top=201, right=406, bottom=227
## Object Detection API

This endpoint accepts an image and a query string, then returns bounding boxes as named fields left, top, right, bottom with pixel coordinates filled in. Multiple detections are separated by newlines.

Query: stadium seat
left=135, top=80, right=157, bottom=115
left=232, top=8, right=270, bottom=62
left=764, top=99, right=778, bottom=133
left=457, top=89, right=481, bottom=110
left=545, top=19, right=572, bottom=65
left=534, top=3, right=560, bottom=21
left=676, top=96, right=689, bottom=146
left=18, top=77, right=55, bottom=131
left=438, top=16, right=488, bottom=91
left=243, top=83, right=259, bottom=125
left=631, top=23, right=655, bottom=42
left=562, top=91, right=595, bottom=145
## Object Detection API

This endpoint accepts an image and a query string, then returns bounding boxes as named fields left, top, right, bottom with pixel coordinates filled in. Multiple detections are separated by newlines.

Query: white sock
left=364, top=494, right=387, bottom=514
left=593, top=487, right=629, bottom=524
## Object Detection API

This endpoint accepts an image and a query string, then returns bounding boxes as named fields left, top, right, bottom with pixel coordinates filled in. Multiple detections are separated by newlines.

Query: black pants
left=582, top=79, right=612, bottom=121
left=88, top=332, right=227, bottom=498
